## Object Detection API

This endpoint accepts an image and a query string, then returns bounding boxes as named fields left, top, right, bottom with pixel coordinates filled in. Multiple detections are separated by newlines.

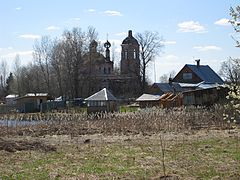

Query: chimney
left=195, top=59, right=200, bottom=67
left=168, top=77, right=173, bottom=85
left=128, top=30, right=132, bottom=37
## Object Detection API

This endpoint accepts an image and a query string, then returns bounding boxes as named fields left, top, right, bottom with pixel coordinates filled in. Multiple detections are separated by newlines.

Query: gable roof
left=85, top=88, right=117, bottom=101
left=153, top=83, right=182, bottom=93
left=186, top=64, right=224, bottom=84
left=136, top=94, right=161, bottom=101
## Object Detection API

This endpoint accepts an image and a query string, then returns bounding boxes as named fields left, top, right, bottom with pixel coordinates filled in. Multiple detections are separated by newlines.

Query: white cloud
left=88, top=9, right=96, bottom=12
left=2, top=50, right=33, bottom=59
left=193, top=45, right=222, bottom=52
left=115, top=32, right=127, bottom=36
left=162, top=54, right=179, bottom=60
left=104, top=10, right=122, bottom=16
left=46, top=26, right=60, bottom=31
left=15, top=7, right=22, bottom=10
left=64, top=18, right=81, bottom=26
left=19, top=34, right=41, bottom=39
left=0, top=47, right=14, bottom=53
left=162, top=40, right=177, bottom=45
left=178, top=21, right=207, bottom=33
left=215, top=18, right=231, bottom=26
left=72, top=17, right=81, bottom=21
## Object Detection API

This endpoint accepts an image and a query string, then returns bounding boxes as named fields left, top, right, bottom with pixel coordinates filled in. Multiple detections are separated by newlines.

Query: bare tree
left=159, top=70, right=176, bottom=83
left=219, top=57, right=240, bottom=84
left=33, top=36, right=53, bottom=94
left=0, top=59, right=8, bottom=88
left=136, top=31, right=164, bottom=92
left=13, top=55, right=22, bottom=95
left=230, top=6, right=240, bottom=47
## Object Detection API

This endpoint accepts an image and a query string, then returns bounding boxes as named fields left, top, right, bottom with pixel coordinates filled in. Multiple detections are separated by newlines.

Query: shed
left=15, top=93, right=48, bottom=113
left=136, top=93, right=183, bottom=108
left=85, top=88, right=118, bottom=113
left=183, top=85, right=227, bottom=106
left=136, top=94, right=161, bottom=108
left=151, top=82, right=182, bottom=95
left=5, top=94, right=18, bottom=106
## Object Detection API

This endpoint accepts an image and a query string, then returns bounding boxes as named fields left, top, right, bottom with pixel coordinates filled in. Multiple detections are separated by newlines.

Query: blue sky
left=0, top=0, right=239, bottom=82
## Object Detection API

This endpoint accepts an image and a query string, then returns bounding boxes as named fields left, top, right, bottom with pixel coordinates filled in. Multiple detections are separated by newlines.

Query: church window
left=133, top=49, right=136, bottom=59
left=125, top=51, right=128, bottom=58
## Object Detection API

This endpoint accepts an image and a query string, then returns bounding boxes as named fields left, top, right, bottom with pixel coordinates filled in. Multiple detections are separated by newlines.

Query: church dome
left=122, top=30, right=139, bottom=45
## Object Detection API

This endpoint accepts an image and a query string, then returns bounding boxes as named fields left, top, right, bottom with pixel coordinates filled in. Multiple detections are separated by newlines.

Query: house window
left=108, top=67, right=111, bottom=74
left=104, top=67, right=106, bottom=74
left=183, top=73, right=192, bottom=80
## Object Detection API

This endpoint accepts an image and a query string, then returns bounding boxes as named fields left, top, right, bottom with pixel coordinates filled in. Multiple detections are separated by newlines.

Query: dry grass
left=0, top=129, right=239, bottom=179
left=0, top=105, right=239, bottom=179
left=0, top=106, right=228, bottom=137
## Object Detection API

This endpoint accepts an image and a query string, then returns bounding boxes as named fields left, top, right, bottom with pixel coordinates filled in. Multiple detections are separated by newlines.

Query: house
left=136, top=93, right=183, bottom=108
left=15, top=93, right=49, bottom=113
left=172, top=60, right=226, bottom=106
left=85, top=88, right=118, bottom=113
left=173, top=59, right=224, bottom=85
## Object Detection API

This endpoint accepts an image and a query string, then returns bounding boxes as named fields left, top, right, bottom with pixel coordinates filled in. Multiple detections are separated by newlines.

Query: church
left=80, top=30, right=141, bottom=98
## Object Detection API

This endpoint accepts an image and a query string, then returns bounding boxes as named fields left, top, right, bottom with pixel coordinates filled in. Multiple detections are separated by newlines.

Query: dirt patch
left=0, top=138, right=56, bottom=153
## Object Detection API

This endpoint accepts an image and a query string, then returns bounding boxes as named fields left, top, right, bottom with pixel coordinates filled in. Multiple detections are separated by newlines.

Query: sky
left=0, top=0, right=239, bottom=82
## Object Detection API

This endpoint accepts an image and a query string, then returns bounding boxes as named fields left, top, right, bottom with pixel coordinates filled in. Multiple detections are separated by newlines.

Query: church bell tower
left=120, top=30, right=140, bottom=77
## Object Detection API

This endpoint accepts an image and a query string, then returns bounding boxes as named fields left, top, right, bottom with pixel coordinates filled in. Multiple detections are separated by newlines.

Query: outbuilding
left=15, top=93, right=49, bottom=113
left=85, top=88, right=118, bottom=113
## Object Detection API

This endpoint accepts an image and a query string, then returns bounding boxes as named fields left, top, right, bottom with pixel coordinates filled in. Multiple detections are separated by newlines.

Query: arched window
left=133, top=49, right=136, bottom=59
left=125, top=50, right=128, bottom=59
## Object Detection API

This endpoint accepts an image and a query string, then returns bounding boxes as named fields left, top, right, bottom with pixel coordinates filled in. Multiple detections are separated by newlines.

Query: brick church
left=80, top=30, right=141, bottom=98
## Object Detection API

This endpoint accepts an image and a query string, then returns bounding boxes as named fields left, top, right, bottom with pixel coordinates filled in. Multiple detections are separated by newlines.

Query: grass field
left=0, top=106, right=239, bottom=179
left=0, top=129, right=239, bottom=179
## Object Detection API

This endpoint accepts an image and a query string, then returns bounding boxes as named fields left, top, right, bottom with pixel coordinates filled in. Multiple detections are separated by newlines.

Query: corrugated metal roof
left=179, top=82, right=203, bottom=88
left=85, top=88, right=117, bottom=101
left=179, top=82, right=224, bottom=90
left=153, top=83, right=182, bottom=93
left=186, top=64, right=224, bottom=84
left=136, top=94, right=161, bottom=101
left=196, top=83, right=223, bottom=90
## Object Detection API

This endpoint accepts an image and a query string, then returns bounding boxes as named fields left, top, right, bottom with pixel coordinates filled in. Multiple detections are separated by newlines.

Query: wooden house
left=15, top=93, right=48, bottom=113
left=171, top=60, right=226, bottom=106
left=173, top=60, right=224, bottom=85
left=85, top=88, right=118, bottom=113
